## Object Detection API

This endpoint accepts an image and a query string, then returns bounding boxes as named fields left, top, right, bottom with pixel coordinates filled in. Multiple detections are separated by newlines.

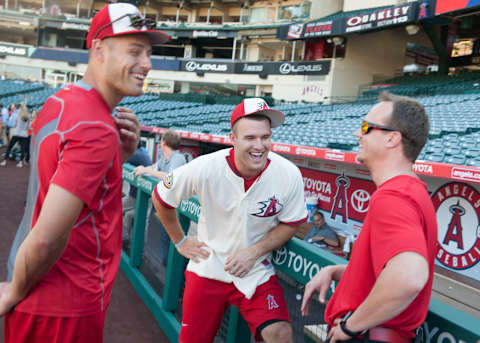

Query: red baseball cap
left=231, top=98, right=285, bottom=128
left=86, top=3, right=169, bottom=49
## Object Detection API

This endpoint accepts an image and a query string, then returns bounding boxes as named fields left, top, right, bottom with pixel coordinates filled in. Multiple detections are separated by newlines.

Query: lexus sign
left=275, top=61, right=330, bottom=75
left=180, top=60, right=330, bottom=75
left=0, top=43, right=29, bottom=57
left=181, top=60, right=234, bottom=73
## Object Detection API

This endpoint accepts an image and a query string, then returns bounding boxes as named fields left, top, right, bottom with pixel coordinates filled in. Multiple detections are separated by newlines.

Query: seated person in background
left=134, top=129, right=186, bottom=266
left=134, top=129, right=186, bottom=179
left=127, top=140, right=152, bottom=171
left=304, top=211, right=339, bottom=247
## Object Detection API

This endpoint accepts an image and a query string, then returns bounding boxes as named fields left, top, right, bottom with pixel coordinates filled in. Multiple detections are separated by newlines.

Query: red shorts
left=4, top=309, right=106, bottom=343
left=179, top=271, right=290, bottom=343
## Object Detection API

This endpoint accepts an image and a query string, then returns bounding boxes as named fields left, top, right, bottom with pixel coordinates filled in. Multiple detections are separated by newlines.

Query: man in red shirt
left=302, top=92, right=438, bottom=343
left=0, top=3, right=169, bottom=342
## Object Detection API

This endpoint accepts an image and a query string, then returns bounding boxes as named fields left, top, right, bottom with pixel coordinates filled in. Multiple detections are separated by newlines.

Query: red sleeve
left=369, top=191, right=427, bottom=276
left=52, top=123, right=118, bottom=208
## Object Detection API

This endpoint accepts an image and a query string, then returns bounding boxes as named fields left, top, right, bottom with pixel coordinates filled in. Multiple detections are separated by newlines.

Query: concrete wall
left=272, top=74, right=333, bottom=102
left=330, top=27, right=423, bottom=98
left=343, top=0, right=416, bottom=12
left=0, top=61, right=42, bottom=80
left=310, top=0, right=343, bottom=20
left=0, top=55, right=86, bottom=81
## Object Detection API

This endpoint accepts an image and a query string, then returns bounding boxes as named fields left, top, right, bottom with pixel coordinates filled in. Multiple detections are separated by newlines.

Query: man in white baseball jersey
left=152, top=98, right=308, bottom=343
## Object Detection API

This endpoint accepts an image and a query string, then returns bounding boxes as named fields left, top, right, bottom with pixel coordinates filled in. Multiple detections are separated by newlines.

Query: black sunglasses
left=361, top=120, right=396, bottom=135
left=93, top=13, right=156, bottom=41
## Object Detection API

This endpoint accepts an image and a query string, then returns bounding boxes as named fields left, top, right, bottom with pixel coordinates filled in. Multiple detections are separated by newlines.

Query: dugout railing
left=121, top=164, right=480, bottom=343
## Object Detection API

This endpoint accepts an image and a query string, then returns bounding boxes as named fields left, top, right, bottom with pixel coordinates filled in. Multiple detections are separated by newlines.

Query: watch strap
left=340, top=315, right=364, bottom=337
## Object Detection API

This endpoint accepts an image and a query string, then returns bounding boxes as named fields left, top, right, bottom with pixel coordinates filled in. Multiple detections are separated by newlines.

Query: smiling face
left=102, top=34, right=152, bottom=100
left=229, top=116, right=272, bottom=179
left=354, top=101, right=394, bottom=166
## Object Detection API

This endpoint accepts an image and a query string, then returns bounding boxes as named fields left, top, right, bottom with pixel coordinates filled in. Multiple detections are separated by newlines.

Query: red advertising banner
left=435, top=0, right=480, bottom=15
left=300, top=167, right=376, bottom=224
left=179, top=146, right=199, bottom=162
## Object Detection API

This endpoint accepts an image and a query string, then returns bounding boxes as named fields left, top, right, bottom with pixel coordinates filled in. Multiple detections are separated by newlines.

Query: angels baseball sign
left=431, top=182, right=480, bottom=271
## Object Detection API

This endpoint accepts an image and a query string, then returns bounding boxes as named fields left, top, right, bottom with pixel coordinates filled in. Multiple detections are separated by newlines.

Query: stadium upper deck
left=0, top=0, right=464, bottom=103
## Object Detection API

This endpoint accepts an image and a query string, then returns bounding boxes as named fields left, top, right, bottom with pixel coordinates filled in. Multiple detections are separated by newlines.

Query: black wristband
left=339, top=312, right=364, bottom=337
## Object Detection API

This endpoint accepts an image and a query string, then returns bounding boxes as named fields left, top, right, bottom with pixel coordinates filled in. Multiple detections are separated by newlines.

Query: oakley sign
left=346, top=4, right=414, bottom=33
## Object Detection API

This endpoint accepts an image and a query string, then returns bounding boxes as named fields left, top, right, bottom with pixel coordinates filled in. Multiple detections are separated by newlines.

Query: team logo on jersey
left=431, top=182, right=480, bottom=270
left=252, top=196, right=283, bottom=217
left=163, top=173, right=173, bottom=189
left=267, top=294, right=279, bottom=310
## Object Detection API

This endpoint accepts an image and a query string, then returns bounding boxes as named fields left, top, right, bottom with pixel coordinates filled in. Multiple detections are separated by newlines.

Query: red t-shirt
left=14, top=82, right=123, bottom=316
left=325, top=175, right=438, bottom=338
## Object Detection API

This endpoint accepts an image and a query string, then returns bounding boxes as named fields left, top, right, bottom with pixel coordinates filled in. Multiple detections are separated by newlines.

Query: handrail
left=121, top=164, right=480, bottom=342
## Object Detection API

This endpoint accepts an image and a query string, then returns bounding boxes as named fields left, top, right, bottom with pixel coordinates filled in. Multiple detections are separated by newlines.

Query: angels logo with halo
left=431, top=182, right=480, bottom=270
left=252, top=196, right=283, bottom=217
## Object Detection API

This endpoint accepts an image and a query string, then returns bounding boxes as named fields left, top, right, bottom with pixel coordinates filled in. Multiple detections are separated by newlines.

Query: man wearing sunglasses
left=302, top=92, right=437, bottom=343
left=0, top=3, right=169, bottom=342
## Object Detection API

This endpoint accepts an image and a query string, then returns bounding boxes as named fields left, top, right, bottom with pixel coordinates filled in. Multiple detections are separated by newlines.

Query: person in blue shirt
left=126, top=140, right=152, bottom=197
left=122, top=139, right=153, bottom=240
left=134, top=129, right=186, bottom=180
left=304, top=211, right=339, bottom=247
left=134, top=129, right=186, bottom=266
left=7, top=104, right=19, bottom=130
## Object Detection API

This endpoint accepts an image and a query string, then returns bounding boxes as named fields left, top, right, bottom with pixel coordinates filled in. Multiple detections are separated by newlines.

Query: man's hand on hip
left=177, top=237, right=210, bottom=263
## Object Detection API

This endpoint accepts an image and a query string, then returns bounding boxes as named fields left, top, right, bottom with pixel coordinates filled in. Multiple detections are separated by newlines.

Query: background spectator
left=0, top=104, right=30, bottom=167
left=134, top=129, right=186, bottom=266
left=304, top=211, right=340, bottom=247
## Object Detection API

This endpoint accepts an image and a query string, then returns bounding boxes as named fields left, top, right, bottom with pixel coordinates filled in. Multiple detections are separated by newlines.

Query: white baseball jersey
left=154, top=148, right=308, bottom=299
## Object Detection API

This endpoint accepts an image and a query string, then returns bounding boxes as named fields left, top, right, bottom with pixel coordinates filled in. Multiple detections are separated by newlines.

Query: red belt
left=367, top=327, right=411, bottom=343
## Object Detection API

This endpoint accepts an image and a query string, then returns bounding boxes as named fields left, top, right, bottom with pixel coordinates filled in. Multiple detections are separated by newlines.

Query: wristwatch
left=339, top=311, right=365, bottom=337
